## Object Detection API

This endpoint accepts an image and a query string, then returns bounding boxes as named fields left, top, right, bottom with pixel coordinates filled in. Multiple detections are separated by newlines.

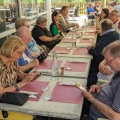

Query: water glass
left=44, top=90, right=52, bottom=100
left=41, top=83, right=49, bottom=92
left=66, top=62, right=72, bottom=70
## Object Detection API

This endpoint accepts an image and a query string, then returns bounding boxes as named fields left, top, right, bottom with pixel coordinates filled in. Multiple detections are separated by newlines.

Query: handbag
left=0, top=92, right=29, bottom=106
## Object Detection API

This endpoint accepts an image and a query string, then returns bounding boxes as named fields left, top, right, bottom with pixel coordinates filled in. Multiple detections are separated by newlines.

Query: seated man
left=93, top=2, right=100, bottom=13
left=113, top=1, right=120, bottom=16
left=87, top=19, right=119, bottom=88
left=81, top=41, right=120, bottom=120
left=32, top=16, right=60, bottom=51
left=97, top=20, right=120, bottom=81
left=15, top=18, right=44, bottom=56
left=59, top=6, right=79, bottom=35
left=108, top=3, right=114, bottom=12
left=16, top=26, right=39, bottom=73
left=87, top=3, right=96, bottom=19
left=109, top=10, right=119, bottom=33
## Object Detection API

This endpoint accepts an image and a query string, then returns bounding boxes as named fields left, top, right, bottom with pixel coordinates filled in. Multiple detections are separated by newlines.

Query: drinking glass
left=66, top=62, right=72, bottom=70
left=44, top=90, right=52, bottom=100
left=40, top=83, right=49, bottom=92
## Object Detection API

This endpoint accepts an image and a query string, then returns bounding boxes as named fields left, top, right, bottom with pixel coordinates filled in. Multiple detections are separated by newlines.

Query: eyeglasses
left=109, top=14, right=117, bottom=16
left=14, top=50, right=24, bottom=55
left=106, top=55, right=118, bottom=65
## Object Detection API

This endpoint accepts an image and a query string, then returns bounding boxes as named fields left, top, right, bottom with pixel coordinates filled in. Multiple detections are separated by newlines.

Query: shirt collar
left=102, top=28, right=115, bottom=35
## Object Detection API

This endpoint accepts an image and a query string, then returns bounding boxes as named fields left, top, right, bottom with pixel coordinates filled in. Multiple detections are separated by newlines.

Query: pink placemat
left=72, top=48, right=91, bottom=56
left=62, top=37, right=72, bottom=41
left=88, top=27, right=96, bottom=30
left=79, top=38, right=94, bottom=43
left=34, top=60, right=62, bottom=70
left=62, top=37, right=72, bottom=43
left=84, top=32, right=95, bottom=36
left=52, top=46, right=71, bottom=54
left=68, top=32, right=79, bottom=35
left=50, top=82, right=82, bottom=104
left=68, top=32, right=73, bottom=35
left=19, top=81, right=49, bottom=101
left=64, top=60, right=87, bottom=72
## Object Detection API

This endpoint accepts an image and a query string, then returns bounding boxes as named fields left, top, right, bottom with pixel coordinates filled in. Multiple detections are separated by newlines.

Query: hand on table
left=31, top=52, right=40, bottom=58
left=31, top=59, right=39, bottom=68
left=87, top=44, right=95, bottom=50
left=23, top=72, right=37, bottom=83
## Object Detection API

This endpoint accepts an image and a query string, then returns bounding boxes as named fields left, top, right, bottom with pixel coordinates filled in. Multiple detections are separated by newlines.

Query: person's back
left=87, top=19, right=119, bottom=88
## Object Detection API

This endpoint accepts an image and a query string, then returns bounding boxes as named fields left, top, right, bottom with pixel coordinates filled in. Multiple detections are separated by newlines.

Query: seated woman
left=32, top=16, right=60, bottom=51
left=96, top=8, right=109, bottom=30
left=95, top=8, right=109, bottom=42
left=50, top=11, right=64, bottom=37
left=0, top=36, right=37, bottom=120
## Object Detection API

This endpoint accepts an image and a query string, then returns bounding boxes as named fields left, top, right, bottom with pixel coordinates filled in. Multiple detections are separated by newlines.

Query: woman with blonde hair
left=0, top=36, right=37, bottom=120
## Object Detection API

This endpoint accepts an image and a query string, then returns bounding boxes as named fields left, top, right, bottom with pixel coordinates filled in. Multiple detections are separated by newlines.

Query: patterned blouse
left=0, top=58, right=23, bottom=88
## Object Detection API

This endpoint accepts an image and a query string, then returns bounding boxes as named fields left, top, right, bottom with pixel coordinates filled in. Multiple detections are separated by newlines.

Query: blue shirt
left=87, top=7, right=95, bottom=19
left=18, top=48, right=33, bottom=73
left=89, top=71, right=120, bottom=120
left=27, top=37, right=41, bottom=54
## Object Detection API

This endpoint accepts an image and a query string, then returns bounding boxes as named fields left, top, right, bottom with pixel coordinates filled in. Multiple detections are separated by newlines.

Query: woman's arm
left=0, top=73, right=36, bottom=97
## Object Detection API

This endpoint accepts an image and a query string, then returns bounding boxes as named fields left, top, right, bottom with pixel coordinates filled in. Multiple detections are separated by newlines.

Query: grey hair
left=36, top=16, right=47, bottom=24
left=110, top=10, right=119, bottom=16
left=102, top=40, right=120, bottom=57
left=101, top=19, right=113, bottom=31
left=89, top=3, right=94, bottom=7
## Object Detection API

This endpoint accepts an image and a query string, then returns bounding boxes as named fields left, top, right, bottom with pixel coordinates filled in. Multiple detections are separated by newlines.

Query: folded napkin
left=19, top=90, right=39, bottom=98
left=36, top=69, right=51, bottom=73
left=59, top=82, right=75, bottom=86
left=55, top=51, right=68, bottom=54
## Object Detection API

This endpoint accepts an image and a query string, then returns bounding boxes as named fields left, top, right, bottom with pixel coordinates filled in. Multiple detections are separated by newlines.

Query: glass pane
left=0, top=0, right=18, bottom=32
left=38, top=0, right=45, bottom=13
left=21, top=0, right=37, bottom=21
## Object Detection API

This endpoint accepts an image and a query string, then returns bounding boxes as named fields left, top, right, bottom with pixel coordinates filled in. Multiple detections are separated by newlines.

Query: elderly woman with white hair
left=32, top=16, right=60, bottom=51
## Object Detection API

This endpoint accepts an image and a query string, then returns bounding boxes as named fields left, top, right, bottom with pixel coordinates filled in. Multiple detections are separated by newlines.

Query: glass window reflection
left=0, top=0, right=18, bottom=32
left=21, top=0, right=37, bottom=21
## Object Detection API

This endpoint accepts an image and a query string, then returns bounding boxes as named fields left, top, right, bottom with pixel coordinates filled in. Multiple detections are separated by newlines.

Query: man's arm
left=99, top=59, right=113, bottom=75
left=19, top=59, right=39, bottom=72
left=82, top=89, right=120, bottom=120
left=93, top=99, right=120, bottom=120
left=59, top=17, right=74, bottom=32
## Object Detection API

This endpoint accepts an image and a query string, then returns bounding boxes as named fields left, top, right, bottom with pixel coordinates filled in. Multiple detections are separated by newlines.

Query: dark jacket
left=89, top=31, right=119, bottom=73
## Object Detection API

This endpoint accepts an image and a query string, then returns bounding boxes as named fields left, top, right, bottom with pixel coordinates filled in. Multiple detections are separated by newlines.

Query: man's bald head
left=102, top=40, right=120, bottom=57
left=16, top=26, right=31, bottom=45
left=101, top=19, right=113, bottom=31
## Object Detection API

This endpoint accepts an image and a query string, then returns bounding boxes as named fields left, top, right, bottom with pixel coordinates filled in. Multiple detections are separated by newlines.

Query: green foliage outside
left=8, top=0, right=115, bottom=2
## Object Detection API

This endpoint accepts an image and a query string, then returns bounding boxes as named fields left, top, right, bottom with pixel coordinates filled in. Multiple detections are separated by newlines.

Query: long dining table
left=0, top=26, right=97, bottom=120
left=0, top=76, right=87, bottom=120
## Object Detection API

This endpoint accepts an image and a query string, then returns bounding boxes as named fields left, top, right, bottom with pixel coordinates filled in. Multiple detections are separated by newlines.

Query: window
left=21, top=0, right=37, bottom=21
left=0, top=0, right=19, bottom=32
